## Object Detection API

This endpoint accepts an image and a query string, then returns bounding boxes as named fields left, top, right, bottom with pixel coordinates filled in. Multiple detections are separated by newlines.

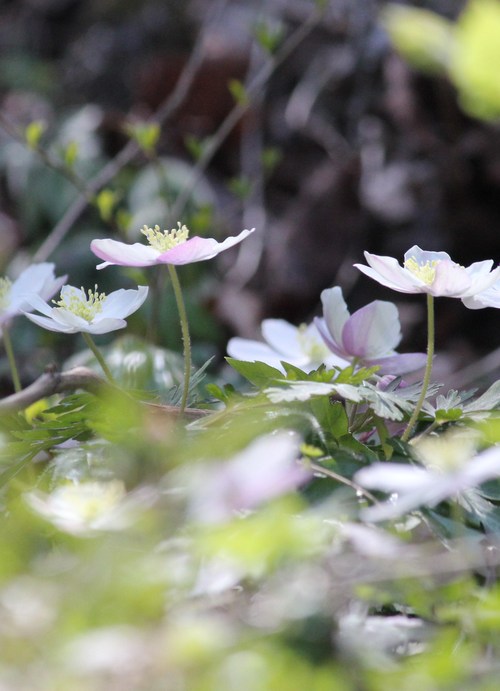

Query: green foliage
left=383, top=0, right=500, bottom=120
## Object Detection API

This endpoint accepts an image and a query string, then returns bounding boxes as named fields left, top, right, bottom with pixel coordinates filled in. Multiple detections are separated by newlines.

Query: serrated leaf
left=226, top=358, right=283, bottom=387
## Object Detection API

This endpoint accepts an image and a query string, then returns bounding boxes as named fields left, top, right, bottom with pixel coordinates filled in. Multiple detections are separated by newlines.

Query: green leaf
left=228, top=79, right=249, bottom=106
left=125, top=121, right=161, bottom=154
left=382, top=4, right=453, bottom=73
left=309, top=399, right=348, bottom=440
left=253, top=21, right=284, bottom=54
left=226, top=358, right=283, bottom=387
left=25, top=120, right=47, bottom=149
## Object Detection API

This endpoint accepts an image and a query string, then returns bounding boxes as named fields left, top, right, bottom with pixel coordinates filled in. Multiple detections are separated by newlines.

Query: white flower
left=355, top=432, right=500, bottom=522
left=227, top=319, right=348, bottom=373
left=24, top=284, right=148, bottom=334
left=354, top=245, right=500, bottom=298
left=0, top=262, right=66, bottom=333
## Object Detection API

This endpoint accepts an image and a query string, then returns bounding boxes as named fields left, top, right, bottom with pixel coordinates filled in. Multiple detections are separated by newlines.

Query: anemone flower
left=355, top=435, right=500, bottom=523
left=1, top=262, right=67, bottom=392
left=24, top=284, right=148, bottom=382
left=227, top=319, right=349, bottom=372
left=24, top=284, right=149, bottom=335
left=314, top=286, right=426, bottom=375
left=90, top=223, right=255, bottom=269
left=354, top=245, right=500, bottom=298
left=0, top=262, right=66, bottom=333
left=183, top=432, right=312, bottom=524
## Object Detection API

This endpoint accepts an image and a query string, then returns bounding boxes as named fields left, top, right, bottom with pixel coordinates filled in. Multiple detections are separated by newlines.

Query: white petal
left=91, top=239, right=161, bottom=269
left=261, top=319, right=303, bottom=359
left=320, top=287, right=350, bottom=348
left=85, top=318, right=127, bottom=334
left=24, top=313, right=77, bottom=333
left=354, top=463, right=434, bottom=492
left=99, top=286, right=149, bottom=319
left=227, top=337, right=287, bottom=371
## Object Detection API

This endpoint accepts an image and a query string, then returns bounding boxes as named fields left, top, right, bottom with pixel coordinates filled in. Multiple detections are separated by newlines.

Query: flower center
left=404, top=257, right=438, bottom=285
left=298, top=324, right=329, bottom=362
left=141, top=222, right=189, bottom=252
left=54, top=285, right=106, bottom=322
left=0, top=277, right=12, bottom=310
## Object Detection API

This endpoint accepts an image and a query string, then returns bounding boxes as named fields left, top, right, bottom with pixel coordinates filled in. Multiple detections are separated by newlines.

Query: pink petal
left=342, top=301, right=401, bottom=358
left=156, top=229, right=254, bottom=265
left=366, top=352, right=427, bottom=375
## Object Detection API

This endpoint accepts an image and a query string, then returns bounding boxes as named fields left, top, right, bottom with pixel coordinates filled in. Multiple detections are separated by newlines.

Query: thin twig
left=30, top=0, right=229, bottom=263
left=169, top=6, right=326, bottom=222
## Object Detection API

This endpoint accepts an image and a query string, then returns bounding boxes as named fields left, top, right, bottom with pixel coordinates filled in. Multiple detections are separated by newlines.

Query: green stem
left=3, top=325, right=22, bottom=392
left=167, top=264, right=191, bottom=414
left=82, top=332, right=115, bottom=383
left=401, top=294, right=435, bottom=443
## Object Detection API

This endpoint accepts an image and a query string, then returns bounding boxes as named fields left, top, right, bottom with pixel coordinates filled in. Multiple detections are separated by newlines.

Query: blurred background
left=0, top=0, right=499, bottom=392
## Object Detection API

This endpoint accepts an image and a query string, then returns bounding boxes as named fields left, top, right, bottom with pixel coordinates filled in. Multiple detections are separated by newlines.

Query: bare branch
left=0, top=366, right=208, bottom=420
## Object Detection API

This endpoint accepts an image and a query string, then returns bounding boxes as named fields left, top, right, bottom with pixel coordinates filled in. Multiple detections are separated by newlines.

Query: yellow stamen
left=140, top=222, right=190, bottom=252
left=0, top=277, right=12, bottom=310
left=404, top=257, right=438, bottom=285
left=53, top=285, right=106, bottom=322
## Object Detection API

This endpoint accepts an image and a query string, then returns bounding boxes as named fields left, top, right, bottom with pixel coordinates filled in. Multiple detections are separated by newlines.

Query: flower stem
left=167, top=264, right=191, bottom=414
left=402, top=293, right=435, bottom=443
left=2, top=325, right=22, bottom=392
left=82, top=332, right=115, bottom=383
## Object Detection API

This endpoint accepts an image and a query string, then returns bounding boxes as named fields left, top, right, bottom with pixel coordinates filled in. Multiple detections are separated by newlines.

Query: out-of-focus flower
left=462, top=278, right=500, bottom=309
left=354, top=245, right=500, bottom=298
left=314, top=286, right=426, bottom=375
left=184, top=432, right=312, bottom=523
left=355, top=431, right=500, bottom=521
left=227, top=318, right=348, bottom=373
left=91, top=223, right=254, bottom=269
left=26, top=481, right=130, bottom=535
left=0, top=262, right=66, bottom=334
left=24, top=284, right=148, bottom=334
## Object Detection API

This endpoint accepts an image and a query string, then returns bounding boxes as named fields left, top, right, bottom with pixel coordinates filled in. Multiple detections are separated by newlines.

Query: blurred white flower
left=25, top=480, right=138, bottom=535
left=183, top=432, right=311, bottom=523
left=0, top=262, right=66, bottom=334
left=355, top=432, right=500, bottom=521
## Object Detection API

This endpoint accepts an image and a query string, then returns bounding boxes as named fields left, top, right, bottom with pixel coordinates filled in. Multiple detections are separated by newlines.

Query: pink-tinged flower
left=355, top=432, right=500, bottom=522
left=91, top=223, right=255, bottom=269
left=24, top=284, right=148, bottom=334
left=354, top=245, right=500, bottom=298
left=227, top=318, right=349, bottom=373
left=462, top=278, right=500, bottom=309
left=0, top=263, right=66, bottom=333
left=314, top=286, right=426, bottom=375
left=183, top=432, right=312, bottom=524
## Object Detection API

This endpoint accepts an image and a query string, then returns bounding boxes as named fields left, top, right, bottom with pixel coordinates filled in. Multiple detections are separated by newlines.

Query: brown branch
left=0, top=365, right=208, bottom=420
